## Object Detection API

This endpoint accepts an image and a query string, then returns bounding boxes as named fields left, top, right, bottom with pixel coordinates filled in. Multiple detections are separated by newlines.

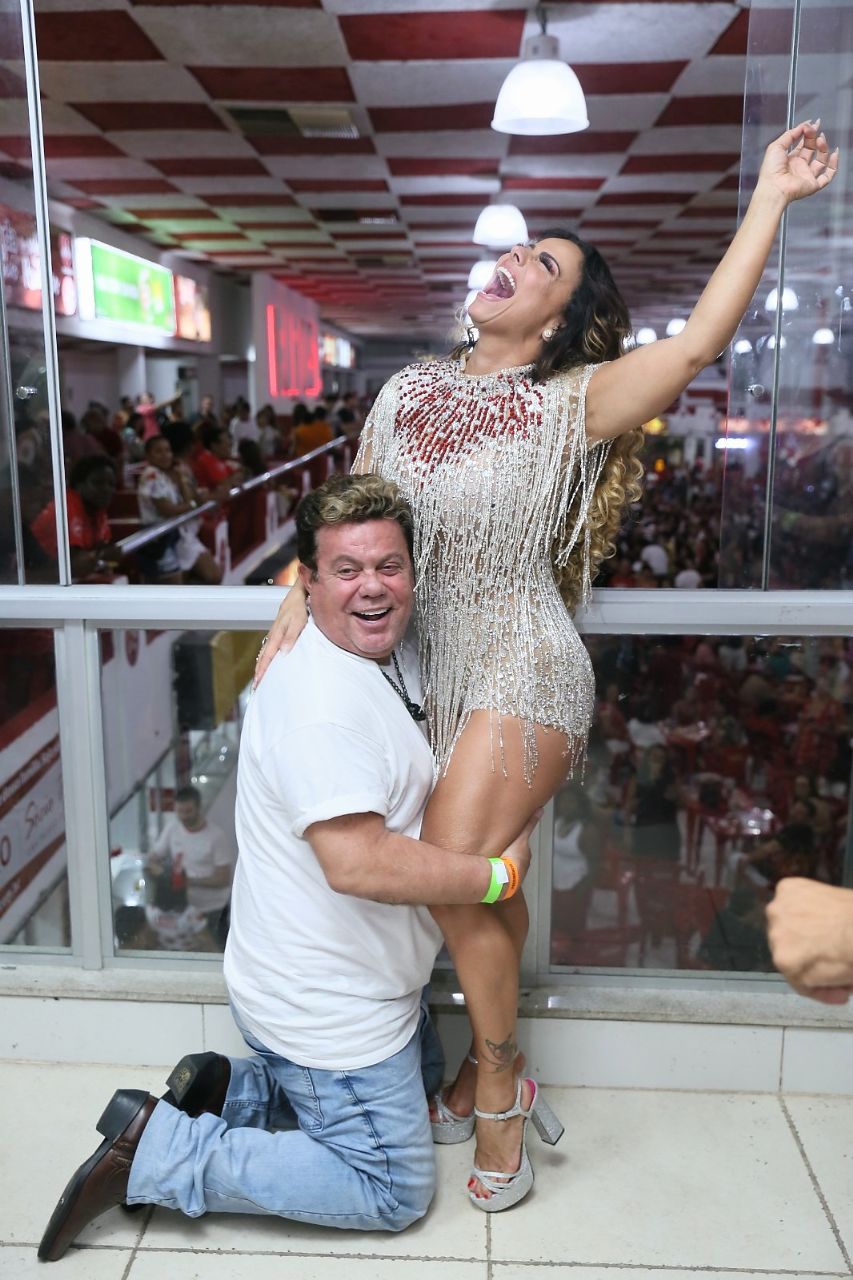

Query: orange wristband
left=500, top=856, right=519, bottom=900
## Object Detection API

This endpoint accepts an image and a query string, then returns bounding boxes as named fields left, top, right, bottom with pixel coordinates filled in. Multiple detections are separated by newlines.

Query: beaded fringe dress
left=356, top=358, right=612, bottom=783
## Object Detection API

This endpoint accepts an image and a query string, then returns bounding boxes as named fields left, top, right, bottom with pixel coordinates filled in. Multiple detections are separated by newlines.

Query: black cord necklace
left=381, top=651, right=426, bottom=722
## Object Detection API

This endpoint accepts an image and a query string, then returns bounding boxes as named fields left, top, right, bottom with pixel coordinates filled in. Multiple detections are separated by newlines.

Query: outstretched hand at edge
left=758, top=119, right=839, bottom=205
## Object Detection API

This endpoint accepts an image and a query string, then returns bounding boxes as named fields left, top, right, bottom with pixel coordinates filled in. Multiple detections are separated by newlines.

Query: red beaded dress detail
left=355, top=357, right=611, bottom=781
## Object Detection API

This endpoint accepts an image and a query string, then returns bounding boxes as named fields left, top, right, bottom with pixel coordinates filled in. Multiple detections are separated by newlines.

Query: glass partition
left=0, top=628, right=69, bottom=948
left=550, top=633, right=852, bottom=973
left=766, top=0, right=853, bottom=589
left=101, top=626, right=262, bottom=955
left=720, top=0, right=852, bottom=590
left=0, top=0, right=60, bottom=584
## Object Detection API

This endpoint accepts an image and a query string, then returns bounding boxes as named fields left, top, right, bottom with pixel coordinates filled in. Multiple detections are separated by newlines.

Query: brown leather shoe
left=121, top=1053, right=233, bottom=1220
left=164, top=1051, right=231, bottom=1117
left=38, top=1089, right=157, bottom=1262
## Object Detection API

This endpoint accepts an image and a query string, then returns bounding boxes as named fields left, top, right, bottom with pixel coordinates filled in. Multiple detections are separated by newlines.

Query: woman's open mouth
left=478, top=265, right=516, bottom=302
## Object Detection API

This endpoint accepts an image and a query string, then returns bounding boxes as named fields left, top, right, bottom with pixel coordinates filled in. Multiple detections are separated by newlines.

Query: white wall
left=58, top=348, right=121, bottom=417
left=221, top=361, right=250, bottom=410
left=144, top=355, right=183, bottom=404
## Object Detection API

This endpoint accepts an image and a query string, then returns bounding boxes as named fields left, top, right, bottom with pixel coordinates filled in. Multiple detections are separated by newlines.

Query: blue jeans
left=127, top=1000, right=443, bottom=1232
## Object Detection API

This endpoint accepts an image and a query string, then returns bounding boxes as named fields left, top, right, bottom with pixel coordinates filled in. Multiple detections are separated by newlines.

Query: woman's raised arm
left=585, top=121, right=838, bottom=442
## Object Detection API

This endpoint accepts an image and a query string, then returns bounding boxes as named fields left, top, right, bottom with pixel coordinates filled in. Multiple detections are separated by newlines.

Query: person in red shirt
left=30, top=455, right=121, bottom=582
left=192, top=424, right=243, bottom=491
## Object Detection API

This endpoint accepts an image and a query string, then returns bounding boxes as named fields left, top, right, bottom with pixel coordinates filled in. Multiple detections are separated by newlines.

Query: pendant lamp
left=491, top=4, right=588, bottom=136
left=764, top=286, right=799, bottom=312
left=473, top=205, right=528, bottom=249
left=467, top=259, right=498, bottom=290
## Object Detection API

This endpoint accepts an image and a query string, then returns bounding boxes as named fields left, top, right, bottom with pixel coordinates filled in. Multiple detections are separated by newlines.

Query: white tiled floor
left=4, top=1061, right=853, bottom=1280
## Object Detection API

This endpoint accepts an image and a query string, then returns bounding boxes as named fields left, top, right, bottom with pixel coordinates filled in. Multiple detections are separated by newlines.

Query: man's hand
left=767, top=877, right=853, bottom=1004
left=500, top=809, right=542, bottom=899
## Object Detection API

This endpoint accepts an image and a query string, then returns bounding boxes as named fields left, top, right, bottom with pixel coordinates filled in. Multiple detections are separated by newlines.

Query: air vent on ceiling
left=354, top=254, right=411, bottom=268
left=227, top=106, right=358, bottom=140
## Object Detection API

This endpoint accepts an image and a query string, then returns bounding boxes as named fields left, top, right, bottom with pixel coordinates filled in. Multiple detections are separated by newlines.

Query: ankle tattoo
left=483, top=1034, right=518, bottom=1073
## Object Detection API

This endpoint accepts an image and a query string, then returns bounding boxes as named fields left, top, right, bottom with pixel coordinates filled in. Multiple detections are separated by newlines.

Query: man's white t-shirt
left=151, top=817, right=234, bottom=913
left=225, top=618, right=441, bottom=1071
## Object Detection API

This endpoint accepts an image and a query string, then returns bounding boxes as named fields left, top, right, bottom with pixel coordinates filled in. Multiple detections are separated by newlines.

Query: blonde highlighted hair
left=296, top=472, right=414, bottom=573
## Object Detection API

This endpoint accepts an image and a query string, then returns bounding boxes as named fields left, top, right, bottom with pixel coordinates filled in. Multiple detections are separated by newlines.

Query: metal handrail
left=115, top=435, right=349, bottom=556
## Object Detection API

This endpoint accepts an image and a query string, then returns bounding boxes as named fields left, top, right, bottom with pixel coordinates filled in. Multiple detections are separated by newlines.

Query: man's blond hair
left=296, top=473, right=414, bottom=573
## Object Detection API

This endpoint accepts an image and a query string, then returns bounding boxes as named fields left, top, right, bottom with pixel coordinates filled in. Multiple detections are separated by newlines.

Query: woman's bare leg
left=422, top=711, right=576, bottom=1199
left=438, top=891, right=528, bottom=1121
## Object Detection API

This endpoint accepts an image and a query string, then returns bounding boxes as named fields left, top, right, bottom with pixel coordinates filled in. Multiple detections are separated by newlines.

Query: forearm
left=327, top=828, right=494, bottom=906
left=188, top=870, right=231, bottom=889
left=680, top=182, right=787, bottom=367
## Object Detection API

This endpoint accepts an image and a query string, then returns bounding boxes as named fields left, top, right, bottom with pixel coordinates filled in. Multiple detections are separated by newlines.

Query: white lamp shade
left=467, top=258, right=498, bottom=290
left=733, top=338, right=753, bottom=354
left=813, top=327, right=834, bottom=345
left=636, top=327, right=657, bottom=345
left=765, top=286, right=799, bottom=312
left=473, top=204, right=528, bottom=249
left=665, top=318, right=686, bottom=337
left=492, top=59, right=588, bottom=135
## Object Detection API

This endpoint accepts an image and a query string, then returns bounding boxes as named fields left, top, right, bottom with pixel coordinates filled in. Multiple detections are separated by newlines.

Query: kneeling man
left=40, top=473, right=532, bottom=1261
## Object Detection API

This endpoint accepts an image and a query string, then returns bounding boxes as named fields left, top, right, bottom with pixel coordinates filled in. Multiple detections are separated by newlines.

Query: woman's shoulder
left=388, top=358, right=453, bottom=386
left=554, top=360, right=606, bottom=393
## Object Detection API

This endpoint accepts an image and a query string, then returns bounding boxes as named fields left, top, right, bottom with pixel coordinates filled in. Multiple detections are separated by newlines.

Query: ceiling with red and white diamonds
left=0, top=2, right=819, bottom=339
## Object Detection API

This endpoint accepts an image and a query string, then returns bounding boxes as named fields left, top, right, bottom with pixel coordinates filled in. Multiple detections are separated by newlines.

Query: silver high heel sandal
left=430, top=1052, right=478, bottom=1144
left=468, top=1077, right=564, bottom=1213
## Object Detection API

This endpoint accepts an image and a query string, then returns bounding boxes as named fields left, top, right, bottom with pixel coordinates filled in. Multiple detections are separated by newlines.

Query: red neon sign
left=266, top=302, right=321, bottom=399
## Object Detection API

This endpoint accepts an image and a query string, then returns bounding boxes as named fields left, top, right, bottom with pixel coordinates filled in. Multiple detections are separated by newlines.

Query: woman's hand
left=757, top=120, right=838, bottom=206
left=253, top=581, right=309, bottom=686
left=500, top=808, right=543, bottom=897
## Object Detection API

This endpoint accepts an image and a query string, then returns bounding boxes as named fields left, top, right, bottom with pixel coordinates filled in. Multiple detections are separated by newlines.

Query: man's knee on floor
left=380, top=1181, right=435, bottom=1232
left=376, top=1153, right=435, bottom=1231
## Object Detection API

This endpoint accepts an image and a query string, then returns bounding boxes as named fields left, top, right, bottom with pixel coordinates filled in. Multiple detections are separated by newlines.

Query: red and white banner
left=0, top=729, right=66, bottom=943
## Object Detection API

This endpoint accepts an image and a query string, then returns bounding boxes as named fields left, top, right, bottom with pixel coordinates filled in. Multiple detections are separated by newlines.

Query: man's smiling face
left=298, top=519, right=414, bottom=662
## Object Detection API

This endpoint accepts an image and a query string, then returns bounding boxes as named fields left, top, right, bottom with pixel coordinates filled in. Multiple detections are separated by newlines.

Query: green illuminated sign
left=89, top=242, right=176, bottom=334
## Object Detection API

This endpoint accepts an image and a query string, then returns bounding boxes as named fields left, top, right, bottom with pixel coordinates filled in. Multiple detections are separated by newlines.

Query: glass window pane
left=0, top=6, right=60, bottom=584
left=550, top=634, right=851, bottom=973
left=0, top=629, right=70, bottom=948
left=102, top=627, right=262, bottom=955
left=766, top=1, right=853, bottom=589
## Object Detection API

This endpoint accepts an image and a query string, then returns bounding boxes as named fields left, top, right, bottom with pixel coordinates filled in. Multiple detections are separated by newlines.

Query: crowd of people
left=595, top=454, right=723, bottom=590
left=551, top=631, right=852, bottom=972
left=11, top=387, right=367, bottom=585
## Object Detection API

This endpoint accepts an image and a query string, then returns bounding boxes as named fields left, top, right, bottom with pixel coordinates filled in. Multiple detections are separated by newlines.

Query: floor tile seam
left=488, top=1263, right=849, bottom=1276
left=779, top=1094, right=853, bottom=1275
left=120, top=1204, right=155, bottom=1280
left=779, top=1025, right=787, bottom=1092
left=64, top=1242, right=489, bottom=1262
left=46, top=1241, right=848, bottom=1276
left=1, top=1243, right=845, bottom=1277
left=486, top=1208, right=492, bottom=1280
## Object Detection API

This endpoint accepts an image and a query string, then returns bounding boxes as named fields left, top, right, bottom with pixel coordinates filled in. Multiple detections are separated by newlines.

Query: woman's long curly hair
left=455, top=227, right=644, bottom=611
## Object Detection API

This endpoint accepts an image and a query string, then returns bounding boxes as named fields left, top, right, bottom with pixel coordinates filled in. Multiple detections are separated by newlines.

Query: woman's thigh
left=420, top=710, right=577, bottom=855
